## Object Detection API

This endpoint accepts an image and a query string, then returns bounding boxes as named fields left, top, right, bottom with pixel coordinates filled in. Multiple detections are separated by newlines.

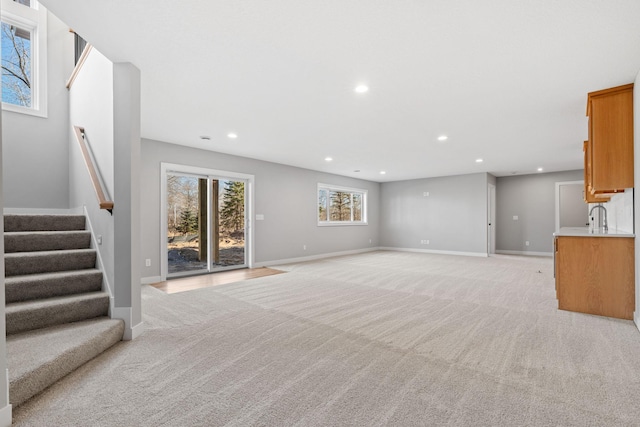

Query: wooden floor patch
left=150, top=267, right=284, bottom=294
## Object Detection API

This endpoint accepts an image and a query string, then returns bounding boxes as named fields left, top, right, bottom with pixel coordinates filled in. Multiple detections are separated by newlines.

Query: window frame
left=317, top=183, right=368, bottom=226
left=1, top=0, right=47, bottom=117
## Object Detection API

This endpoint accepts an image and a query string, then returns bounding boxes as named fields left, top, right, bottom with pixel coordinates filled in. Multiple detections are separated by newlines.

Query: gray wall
left=380, top=173, right=490, bottom=255
left=140, top=139, right=381, bottom=279
left=2, top=12, right=73, bottom=209
left=68, top=47, right=142, bottom=337
left=112, top=62, right=142, bottom=330
left=496, top=170, right=583, bottom=253
left=69, top=47, right=115, bottom=299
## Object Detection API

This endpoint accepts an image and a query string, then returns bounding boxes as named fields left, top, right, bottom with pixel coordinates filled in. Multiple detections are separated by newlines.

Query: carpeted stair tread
left=3, top=213, right=123, bottom=408
left=4, top=249, right=96, bottom=276
left=5, top=230, right=91, bottom=253
left=5, top=269, right=103, bottom=303
left=7, top=317, right=124, bottom=406
left=6, top=291, right=110, bottom=335
left=4, top=214, right=86, bottom=232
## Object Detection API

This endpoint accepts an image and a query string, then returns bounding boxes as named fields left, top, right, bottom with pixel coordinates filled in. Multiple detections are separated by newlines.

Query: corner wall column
left=112, top=62, right=143, bottom=340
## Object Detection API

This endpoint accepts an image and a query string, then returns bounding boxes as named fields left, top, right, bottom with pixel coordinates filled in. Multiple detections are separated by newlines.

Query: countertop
left=554, top=227, right=635, bottom=238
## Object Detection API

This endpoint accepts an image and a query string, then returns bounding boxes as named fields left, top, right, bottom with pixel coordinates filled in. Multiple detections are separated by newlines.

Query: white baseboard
left=0, top=369, right=11, bottom=427
left=254, top=247, right=379, bottom=267
left=635, top=312, right=640, bottom=333
left=378, top=247, right=488, bottom=258
left=111, top=307, right=144, bottom=341
left=3, top=207, right=83, bottom=215
left=495, top=250, right=553, bottom=257
left=129, top=321, right=145, bottom=340
left=83, top=206, right=113, bottom=299
left=0, top=403, right=11, bottom=427
left=141, top=276, right=162, bottom=285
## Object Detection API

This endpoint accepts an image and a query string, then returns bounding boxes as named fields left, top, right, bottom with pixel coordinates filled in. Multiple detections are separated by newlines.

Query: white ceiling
left=42, top=0, right=640, bottom=182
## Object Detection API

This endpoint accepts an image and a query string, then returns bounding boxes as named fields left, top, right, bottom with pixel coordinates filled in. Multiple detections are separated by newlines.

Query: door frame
left=160, top=162, right=255, bottom=281
left=554, top=180, right=584, bottom=233
left=487, top=183, right=496, bottom=255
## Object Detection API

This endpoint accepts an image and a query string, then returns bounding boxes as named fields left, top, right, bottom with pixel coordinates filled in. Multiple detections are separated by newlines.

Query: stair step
left=6, top=292, right=110, bottom=335
left=4, top=214, right=86, bottom=232
left=6, top=269, right=103, bottom=303
left=4, top=249, right=96, bottom=276
left=4, top=230, right=92, bottom=253
left=7, top=317, right=124, bottom=406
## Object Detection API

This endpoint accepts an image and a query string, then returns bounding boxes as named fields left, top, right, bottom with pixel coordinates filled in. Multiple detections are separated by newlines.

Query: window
left=1, top=0, right=47, bottom=116
left=318, top=184, right=367, bottom=226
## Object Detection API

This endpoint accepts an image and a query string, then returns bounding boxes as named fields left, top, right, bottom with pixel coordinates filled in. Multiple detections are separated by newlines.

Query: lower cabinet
left=555, top=236, right=635, bottom=320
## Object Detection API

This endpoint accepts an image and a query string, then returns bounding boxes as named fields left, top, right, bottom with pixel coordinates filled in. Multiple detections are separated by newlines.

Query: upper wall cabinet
left=583, top=141, right=610, bottom=203
left=586, top=83, right=634, bottom=196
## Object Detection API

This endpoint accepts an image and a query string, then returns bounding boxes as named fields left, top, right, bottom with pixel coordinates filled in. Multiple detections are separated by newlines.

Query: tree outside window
left=1, top=0, right=47, bottom=116
left=317, top=184, right=367, bottom=225
left=1, top=21, right=31, bottom=107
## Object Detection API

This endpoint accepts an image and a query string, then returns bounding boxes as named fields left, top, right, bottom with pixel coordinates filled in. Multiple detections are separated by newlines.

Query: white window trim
left=1, top=0, right=47, bottom=117
left=317, top=183, right=368, bottom=226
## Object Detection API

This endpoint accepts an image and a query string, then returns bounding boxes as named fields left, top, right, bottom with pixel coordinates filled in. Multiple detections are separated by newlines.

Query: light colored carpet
left=12, top=251, right=640, bottom=426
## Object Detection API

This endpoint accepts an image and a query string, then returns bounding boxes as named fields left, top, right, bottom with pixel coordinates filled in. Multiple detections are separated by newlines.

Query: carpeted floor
left=12, top=251, right=640, bottom=426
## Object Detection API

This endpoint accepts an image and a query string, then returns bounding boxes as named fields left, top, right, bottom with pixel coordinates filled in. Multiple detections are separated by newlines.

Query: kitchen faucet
left=589, top=204, right=608, bottom=233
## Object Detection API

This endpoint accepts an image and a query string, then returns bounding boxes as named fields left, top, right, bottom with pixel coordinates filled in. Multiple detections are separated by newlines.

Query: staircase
left=4, top=214, right=124, bottom=406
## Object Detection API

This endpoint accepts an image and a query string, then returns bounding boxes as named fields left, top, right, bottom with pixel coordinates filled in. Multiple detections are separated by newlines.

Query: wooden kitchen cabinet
left=586, top=83, right=634, bottom=196
left=583, top=140, right=610, bottom=203
left=555, top=236, right=634, bottom=320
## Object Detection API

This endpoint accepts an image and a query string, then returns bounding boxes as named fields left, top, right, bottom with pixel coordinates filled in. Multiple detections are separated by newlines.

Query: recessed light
left=380, top=171, right=386, bottom=175
left=475, top=158, right=483, bottom=163
left=200, top=135, right=211, bottom=140
left=354, top=84, right=369, bottom=93
left=325, top=157, right=333, bottom=162
left=437, top=135, right=448, bottom=142
left=227, top=133, right=238, bottom=139
left=537, top=167, right=544, bottom=172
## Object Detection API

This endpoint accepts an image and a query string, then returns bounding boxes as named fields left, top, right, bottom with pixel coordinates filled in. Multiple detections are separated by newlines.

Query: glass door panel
left=212, top=179, right=246, bottom=270
left=167, top=174, right=209, bottom=276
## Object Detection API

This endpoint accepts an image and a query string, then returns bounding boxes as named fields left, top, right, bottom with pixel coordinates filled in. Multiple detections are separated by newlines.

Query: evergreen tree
left=177, top=208, right=198, bottom=235
left=220, top=181, right=245, bottom=232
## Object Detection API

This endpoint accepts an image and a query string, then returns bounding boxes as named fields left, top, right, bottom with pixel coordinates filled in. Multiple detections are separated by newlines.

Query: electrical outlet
left=369, top=239, right=372, bottom=243
left=513, top=215, right=519, bottom=221
left=426, top=240, right=429, bottom=245
left=303, top=245, right=307, bottom=250
left=525, top=241, right=530, bottom=246
left=97, top=235, right=102, bottom=245
left=423, top=191, right=429, bottom=197
left=145, top=258, right=151, bottom=267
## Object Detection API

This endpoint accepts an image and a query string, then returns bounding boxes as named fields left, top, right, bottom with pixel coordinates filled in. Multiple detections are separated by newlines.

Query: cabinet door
left=588, top=84, right=634, bottom=195
left=583, top=141, right=609, bottom=203
left=556, top=236, right=635, bottom=320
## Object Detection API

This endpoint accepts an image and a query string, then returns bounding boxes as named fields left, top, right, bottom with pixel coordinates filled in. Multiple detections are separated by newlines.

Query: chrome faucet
left=589, top=204, right=608, bottom=233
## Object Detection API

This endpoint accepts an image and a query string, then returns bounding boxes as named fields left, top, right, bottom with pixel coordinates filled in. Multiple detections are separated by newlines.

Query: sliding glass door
left=166, top=173, right=247, bottom=277
left=211, top=178, right=246, bottom=270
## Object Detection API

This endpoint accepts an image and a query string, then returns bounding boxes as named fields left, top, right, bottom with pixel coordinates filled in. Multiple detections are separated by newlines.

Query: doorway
left=161, top=164, right=254, bottom=279
left=555, top=181, right=589, bottom=232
